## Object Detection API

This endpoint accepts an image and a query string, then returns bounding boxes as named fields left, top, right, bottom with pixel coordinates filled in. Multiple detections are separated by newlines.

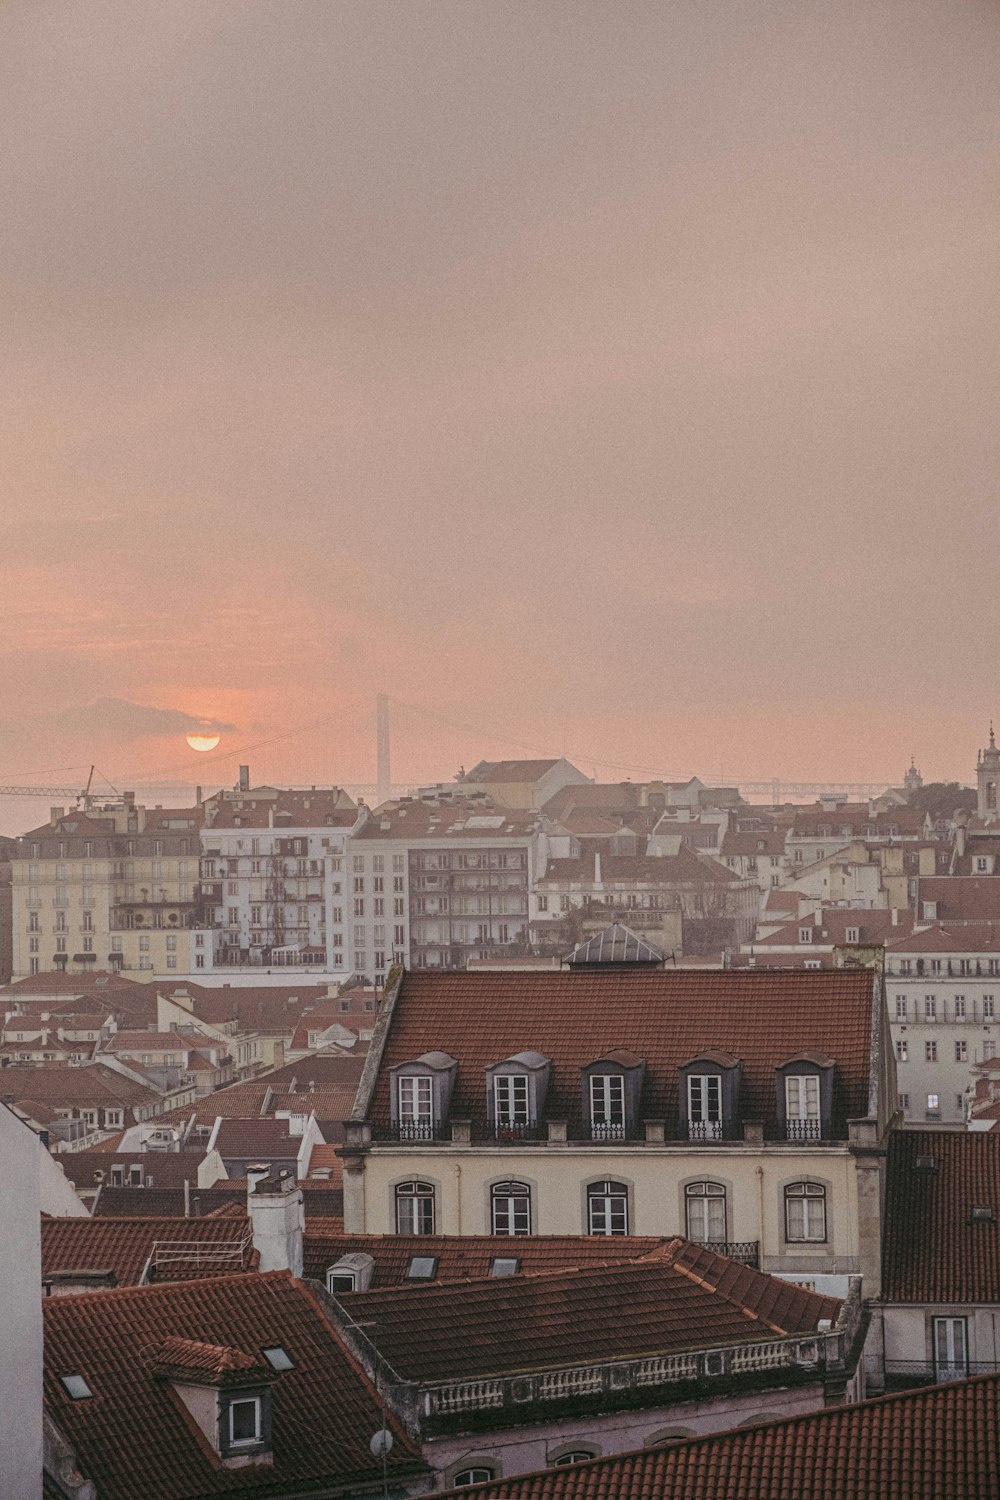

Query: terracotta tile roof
left=211, top=1118, right=299, bottom=1159
left=41, top=1214, right=255, bottom=1287
left=304, top=1144, right=343, bottom=1184
left=424, top=1374, right=1000, bottom=1499
left=152, top=1335, right=268, bottom=1382
left=93, top=1182, right=344, bottom=1220
left=160, top=980, right=330, bottom=1029
left=720, top=831, right=788, bottom=856
left=882, top=1130, right=1000, bottom=1302
left=355, top=793, right=540, bottom=840
left=791, top=806, right=927, bottom=838
left=201, top=787, right=357, bottom=829
left=303, top=1230, right=670, bottom=1286
left=886, top=921, right=1000, bottom=954
left=341, top=1239, right=842, bottom=1383
left=367, top=969, right=877, bottom=1134
left=540, top=847, right=743, bottom=886
left=153, top=1050, right=368, bottom=1129
left=43, top=1271, right=425, bottom=1499
left=464, top=759, right=563, bottom=783
left=3, top=1062, right=161, bottom=1112
left=750, top=910, right=913, bottom=948
left=916, top=878, right=1000, bottom=922
left=61, top=1151, right=217, bottom=1193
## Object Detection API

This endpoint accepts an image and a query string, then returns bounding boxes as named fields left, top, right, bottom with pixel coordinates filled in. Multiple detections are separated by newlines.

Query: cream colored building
left=342, top=966, right=896, bottom=1296
left=10, top=796, right=212, bottom=980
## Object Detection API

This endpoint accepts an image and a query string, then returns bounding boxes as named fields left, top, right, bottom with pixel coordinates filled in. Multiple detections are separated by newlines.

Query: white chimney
left=891, top=907, right=899, bottom=926
left=594, top=851, right=602, bottom=887
left=248, top=1170, right=304, bottom=1277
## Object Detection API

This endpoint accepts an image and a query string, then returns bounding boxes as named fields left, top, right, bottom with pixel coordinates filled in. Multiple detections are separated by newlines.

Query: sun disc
left=186, top=732, right=221, bottom=752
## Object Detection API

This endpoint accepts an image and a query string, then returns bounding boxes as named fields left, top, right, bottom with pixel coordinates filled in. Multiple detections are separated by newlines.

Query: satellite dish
left=370, top=1429, right=394, bottom=1459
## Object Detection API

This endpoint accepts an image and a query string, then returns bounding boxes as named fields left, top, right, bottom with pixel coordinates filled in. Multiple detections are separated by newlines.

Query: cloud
left=44, top=698, right=235, bottom=741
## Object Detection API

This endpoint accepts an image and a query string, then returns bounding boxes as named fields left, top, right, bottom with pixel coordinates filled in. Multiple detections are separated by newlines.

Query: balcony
left=492, top=1121, right=543, bottom=1143
left=699, top=1240, right=759, bottom=1268
left=389, top=1121, right=444, bottom=1142
left=590, top=1121, right=627, bottom=1142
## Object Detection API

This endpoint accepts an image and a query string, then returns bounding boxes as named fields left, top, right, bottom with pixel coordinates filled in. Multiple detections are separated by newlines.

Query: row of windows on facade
left=892, top=959, right=1000, bottom=977
left=393, top=1058, right=834, bottom=1142
left=898, top=1092, right=966, bottom=1116
left=894, top=994, right=996, bottom=1021
left=896, top=1038, right=995, bottom=1064
left=25, top=840, right=193, bottom=861
left=392, top=1178, right=828, bottom=1242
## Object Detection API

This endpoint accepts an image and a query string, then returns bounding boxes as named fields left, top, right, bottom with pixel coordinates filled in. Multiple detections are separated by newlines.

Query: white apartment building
left=885, top=925, right=1000, bottom=1127
left=349, top=793, right=541, bottom=983
left=198, top=786, right=360, bottom=973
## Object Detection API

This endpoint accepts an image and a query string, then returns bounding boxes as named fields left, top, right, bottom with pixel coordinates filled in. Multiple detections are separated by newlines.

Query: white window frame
left=398, top=1075, right=433, bottom=1126
left=228, top=1396, right=261, bottom=1447
left=784, top=1181, right=826, bottom=1243
left=685, top=1181, right=727, bottom=1243
left=587, top=1180, right=628, bottom=1236
left=687, top=1074, right=722, bottom=1139
left=491, top=1180, right=531, bottom=1236
left=933, top=1317, right=967, bottom=1381
left=590, top=1074, right=625, bottom=1139
left=395, top=1180, right=435, bottom=1235
left=493, top=1075, right=529, bottom=1128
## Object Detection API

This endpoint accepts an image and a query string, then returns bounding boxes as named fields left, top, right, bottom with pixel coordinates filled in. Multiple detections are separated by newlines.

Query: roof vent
left=971, top=1204, right=995, bottom=1224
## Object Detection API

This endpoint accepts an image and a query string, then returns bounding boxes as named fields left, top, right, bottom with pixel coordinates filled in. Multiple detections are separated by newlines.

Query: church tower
left=977, top=725, right=1000, bottom=819
left=903, top=758, right=922, bottom=796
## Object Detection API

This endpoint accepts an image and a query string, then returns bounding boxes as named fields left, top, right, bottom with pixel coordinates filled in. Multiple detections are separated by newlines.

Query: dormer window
left=229, top=1397, right=261, bottom=1446
left=486, top=1052, right=550, bottom=1139
left=678, top=1052, right=741, bottom=1142
left=390, top=1052, right=457, bottom=1140
left=582, top=1051, right=644, bottom=1141
left=776, top=1053, right=834, bottom=1141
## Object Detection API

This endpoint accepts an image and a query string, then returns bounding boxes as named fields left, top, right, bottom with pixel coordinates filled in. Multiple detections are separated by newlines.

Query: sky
left=2, top=0, right=999, bottom=822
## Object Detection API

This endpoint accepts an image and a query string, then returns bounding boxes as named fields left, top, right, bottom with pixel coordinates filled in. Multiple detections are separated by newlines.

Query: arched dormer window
left=491, top=1180, right=531, bottom=1235
left=486, top=1052, right=550, bottom=1139
left=390, top=1052, right=457, bottom=1140
left=678, top=1051, right=741, bottom=1141
left=776, top=1053, right=834, bottom=1141
left=581, top=1051, right=645, bottom=1141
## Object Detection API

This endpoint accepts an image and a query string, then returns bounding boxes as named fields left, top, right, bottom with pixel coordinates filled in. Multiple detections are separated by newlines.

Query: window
left=537, top=894, right=549, bottom=911
left=454, top=1470, right=494, bottom=1487
left=406, top=1256, right=438, bottom=1280
left=262, top=1346, right=294, bottom=1372
left=59, top=1375, right=93, bottom=1400
left=956, top=1040, right=968, bottom=1062
left=398, top=1075, right=433, bottom=1136
left=28, top=912, right=39, bottom=933
left=985, top=996, right=995, bottom=1021
left=590, top=1074, right=625, bottom=1139
left=685, top=1181, right=727, bottom=1243
left=798, top=927, right=812, bottom=944
left=926, top=1040, right=937, bottom=1062
left=490, top=1257, right=520, bottom=1277
left=985, top=1042, right=996, bottom=1061
left=899, top=1093, right=910, bottom=1110
left=587, top=1180, right=628, bottom=1236
left=494, top=1075, right=529, bottom=1128
left=955, top=995, right=967, bottom=1020
left=785, top=1075, right=821, bottom=1138
left=491, top=1180, right=531, bottom=1235
left=687, top=1075, right=722, bottom=1140
left=927, top=1093, right=940, bottom=1114
left=553, top=1451, right=596, bottom=1466
left=228, top=1397, right=261, bottom=1446
left=934, top=1317, right=968, bottom=1381
left=105, top=1110, right=123, bottom=1128
left=896, top=1040, right=908, bottom=1063
left=784, top=1182, right=826, bottom=1242
left=924, top=996, right=937, bottom=1022
left=956, top=1094, right=966, bottom=1113
left=895, top=996, right=908, bottom=1021
left=395, top=1181, right=435, bottom=1235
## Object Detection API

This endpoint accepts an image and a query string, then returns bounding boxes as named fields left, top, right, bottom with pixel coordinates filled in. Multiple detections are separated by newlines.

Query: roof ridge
left=663, top=1244, right=793, bottom=1335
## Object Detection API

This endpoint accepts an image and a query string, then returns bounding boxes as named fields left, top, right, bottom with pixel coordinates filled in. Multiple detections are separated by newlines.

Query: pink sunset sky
left=2, top=0, right=999, bottom=817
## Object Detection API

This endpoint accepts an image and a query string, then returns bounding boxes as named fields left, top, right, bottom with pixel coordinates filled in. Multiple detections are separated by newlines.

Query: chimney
left=239, top=765, right=250, bottom=793
left=50, top=807, right=65, bottom=827
left=956, top=823, right=967, bottom=859
left=594, top=851, right=602, bottom=887
left=195, top=785, right=202, bottom=805
left=248, top=1170, right=304, bottom=1277
left=891, top=907, right=899, bottom=926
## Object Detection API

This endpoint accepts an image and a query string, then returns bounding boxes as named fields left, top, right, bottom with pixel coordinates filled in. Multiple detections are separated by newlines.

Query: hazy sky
left=3, top=0, right=999, bottom=812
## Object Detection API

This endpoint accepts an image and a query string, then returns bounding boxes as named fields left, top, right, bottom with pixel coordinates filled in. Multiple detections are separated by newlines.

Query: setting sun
left=185, top=732, right=221, bottom=752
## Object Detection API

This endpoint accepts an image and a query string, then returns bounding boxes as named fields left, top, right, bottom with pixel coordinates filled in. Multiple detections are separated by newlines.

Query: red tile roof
left=303, top=1229, right=671, bottom=1285
left=201, top=787, right=356, bottom=829
left=355, top=794, right=540, bottom=840
left=341, top=1239, right=841, bottom=1384
left=211, top=1117, right=300, bottom=1159
left=152, top=1334, right=268, bottom=1381
left=60, top=1151, right=218, bottom=1194
left=541, top=847, right=743, bottom=886
left=464, top=759, right=563, bottom=783
left=424, top=1374, right=1000, bottom=1499
left=366, top=969, right=877, bottom=1134
left=43, top=1271, right=426, bottom=1499
left=750, top=910, right=914, bottom=949
left=41, top=1214, right=255, bottom=1287
left=886, top=921, right=1000, bottom=954
left=916, top=877, right=1000, bottom=922
left=882, top=1130, right=1000, bottom=1303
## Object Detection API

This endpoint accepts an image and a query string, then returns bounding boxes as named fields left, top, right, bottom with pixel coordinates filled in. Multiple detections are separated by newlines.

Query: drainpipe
left=756, top=1164, right=765, bottom=1263
left=454, top=1161, right=462, bottom=1235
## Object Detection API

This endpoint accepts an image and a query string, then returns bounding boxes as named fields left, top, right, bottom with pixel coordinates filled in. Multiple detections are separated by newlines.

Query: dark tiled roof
left=464, top=759, right=562, bottom=783
left=882, top=1131, right=1000, bottom=1302
left=367, top=969, right=876, bottom=1133
left=303, top=1229, right=670, bottom=1286
left=342, top=1240, right=842, bottom=1383
left=915, top=878, right=1000, bottom=921
left=43, top=1271, right=425, bottom=1499
left=93, top=1183, right=344, bottom=1220
left=41, top=1214, right=255, bottom=1287
left=424, top=1374, right=1000, bottom=1499
left=541, top=847, right=742, bottom=886
left=211, top=1118, right=299, bottom=1159
left=154, top=1049, right=367, bottom=1129
left=60, top=1151, right=216, bottom=1193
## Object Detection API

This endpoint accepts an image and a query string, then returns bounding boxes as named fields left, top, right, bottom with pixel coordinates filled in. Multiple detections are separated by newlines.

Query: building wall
left=419, top=1379, right=828, bottom=1491
left=0, top=1105, right=44, bottom=1500
left=346, top=1143, right=870, bottom=1285
left=887, top=965, right=999, bottom=1125
left=882, top=1304, right=1000, bottom=1374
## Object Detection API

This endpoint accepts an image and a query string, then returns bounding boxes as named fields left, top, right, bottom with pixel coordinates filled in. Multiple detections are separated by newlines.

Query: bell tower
left=977, top=725, right=1000, bottom=819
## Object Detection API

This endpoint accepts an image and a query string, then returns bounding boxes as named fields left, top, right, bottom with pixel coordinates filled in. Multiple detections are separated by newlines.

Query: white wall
left=0, top=1104, right=44, bottom=1500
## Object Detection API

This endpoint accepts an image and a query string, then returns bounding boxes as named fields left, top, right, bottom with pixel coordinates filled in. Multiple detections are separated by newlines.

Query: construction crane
left=0, top=767, right=98, bottom=804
